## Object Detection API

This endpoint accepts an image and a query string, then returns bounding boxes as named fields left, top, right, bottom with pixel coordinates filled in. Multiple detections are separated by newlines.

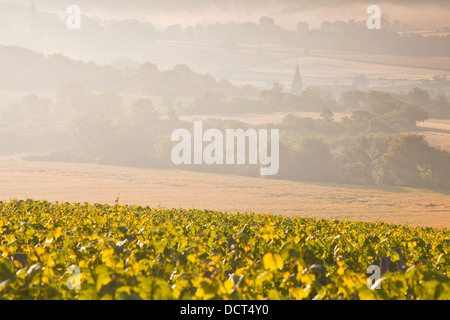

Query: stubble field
left=0, top=161, right=449, bottom=229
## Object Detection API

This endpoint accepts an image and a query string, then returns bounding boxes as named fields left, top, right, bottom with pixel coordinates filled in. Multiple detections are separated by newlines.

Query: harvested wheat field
left=0, top=161, right=449, bottom=229
left=418, top=119, right=450, bottom=151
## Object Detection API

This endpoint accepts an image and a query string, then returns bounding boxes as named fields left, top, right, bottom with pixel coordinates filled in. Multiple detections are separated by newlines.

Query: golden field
left=0, top=161, right=449, bottom=230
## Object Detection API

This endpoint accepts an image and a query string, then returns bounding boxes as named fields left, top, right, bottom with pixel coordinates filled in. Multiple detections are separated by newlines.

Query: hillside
left=1, top=161, right=449, bottom=229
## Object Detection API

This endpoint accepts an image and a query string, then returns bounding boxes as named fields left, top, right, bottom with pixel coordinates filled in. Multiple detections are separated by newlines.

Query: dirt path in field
left=0, top=161, right=449, bottom=229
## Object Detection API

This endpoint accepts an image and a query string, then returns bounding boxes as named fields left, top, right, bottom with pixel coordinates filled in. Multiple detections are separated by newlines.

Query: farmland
left=417, top=119, right=450, bottom=152
left=0, top=199, right=449, bottom=300
left=2, top=0, right=450, bottom=302
left=1, top=161, right=450, bottom=230
left=147, top=43, right=450, bottom=89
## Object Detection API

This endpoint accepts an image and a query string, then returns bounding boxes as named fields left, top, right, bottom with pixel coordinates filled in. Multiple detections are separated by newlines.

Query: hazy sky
left=3, top=0, right=450, bottom=30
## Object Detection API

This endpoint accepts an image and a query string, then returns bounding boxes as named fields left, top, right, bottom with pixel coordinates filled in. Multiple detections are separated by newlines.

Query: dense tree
left=395, top=103, right=428, bottom=127
left=291, top=136, right=334, bottom=182
left=406, top=87, right=431, bottom=107
left=366, top=91, right=402, bottom=115
left=340, top=90, right=367, bottom=110
left=259, top=16, right=275, bottom=28
left=380, top=134, right=450, bottom=188
left=296, top=21, right=309, bottom=34
left=320, top=108, right=334, bottom=124
left=337, top=136, right=389, bottom=184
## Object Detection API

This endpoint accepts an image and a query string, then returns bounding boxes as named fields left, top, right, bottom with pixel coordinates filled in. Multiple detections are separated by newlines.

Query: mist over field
left=2, top=0, right=450, bottom=303
left=1, top=0, right=450, bottom=67
left=3, top=0, right=450, bottom=29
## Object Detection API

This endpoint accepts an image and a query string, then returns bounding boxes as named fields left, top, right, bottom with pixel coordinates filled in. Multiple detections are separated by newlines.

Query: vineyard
left=1, top=199, right=449, bottom=300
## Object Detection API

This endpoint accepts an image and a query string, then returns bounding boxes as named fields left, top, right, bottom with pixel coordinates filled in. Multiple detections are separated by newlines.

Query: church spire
left=291, top=57, right=303, bottom=94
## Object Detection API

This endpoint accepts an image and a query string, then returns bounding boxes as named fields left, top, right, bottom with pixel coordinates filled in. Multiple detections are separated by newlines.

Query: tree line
left=2, top=82, right=449, bottom=189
